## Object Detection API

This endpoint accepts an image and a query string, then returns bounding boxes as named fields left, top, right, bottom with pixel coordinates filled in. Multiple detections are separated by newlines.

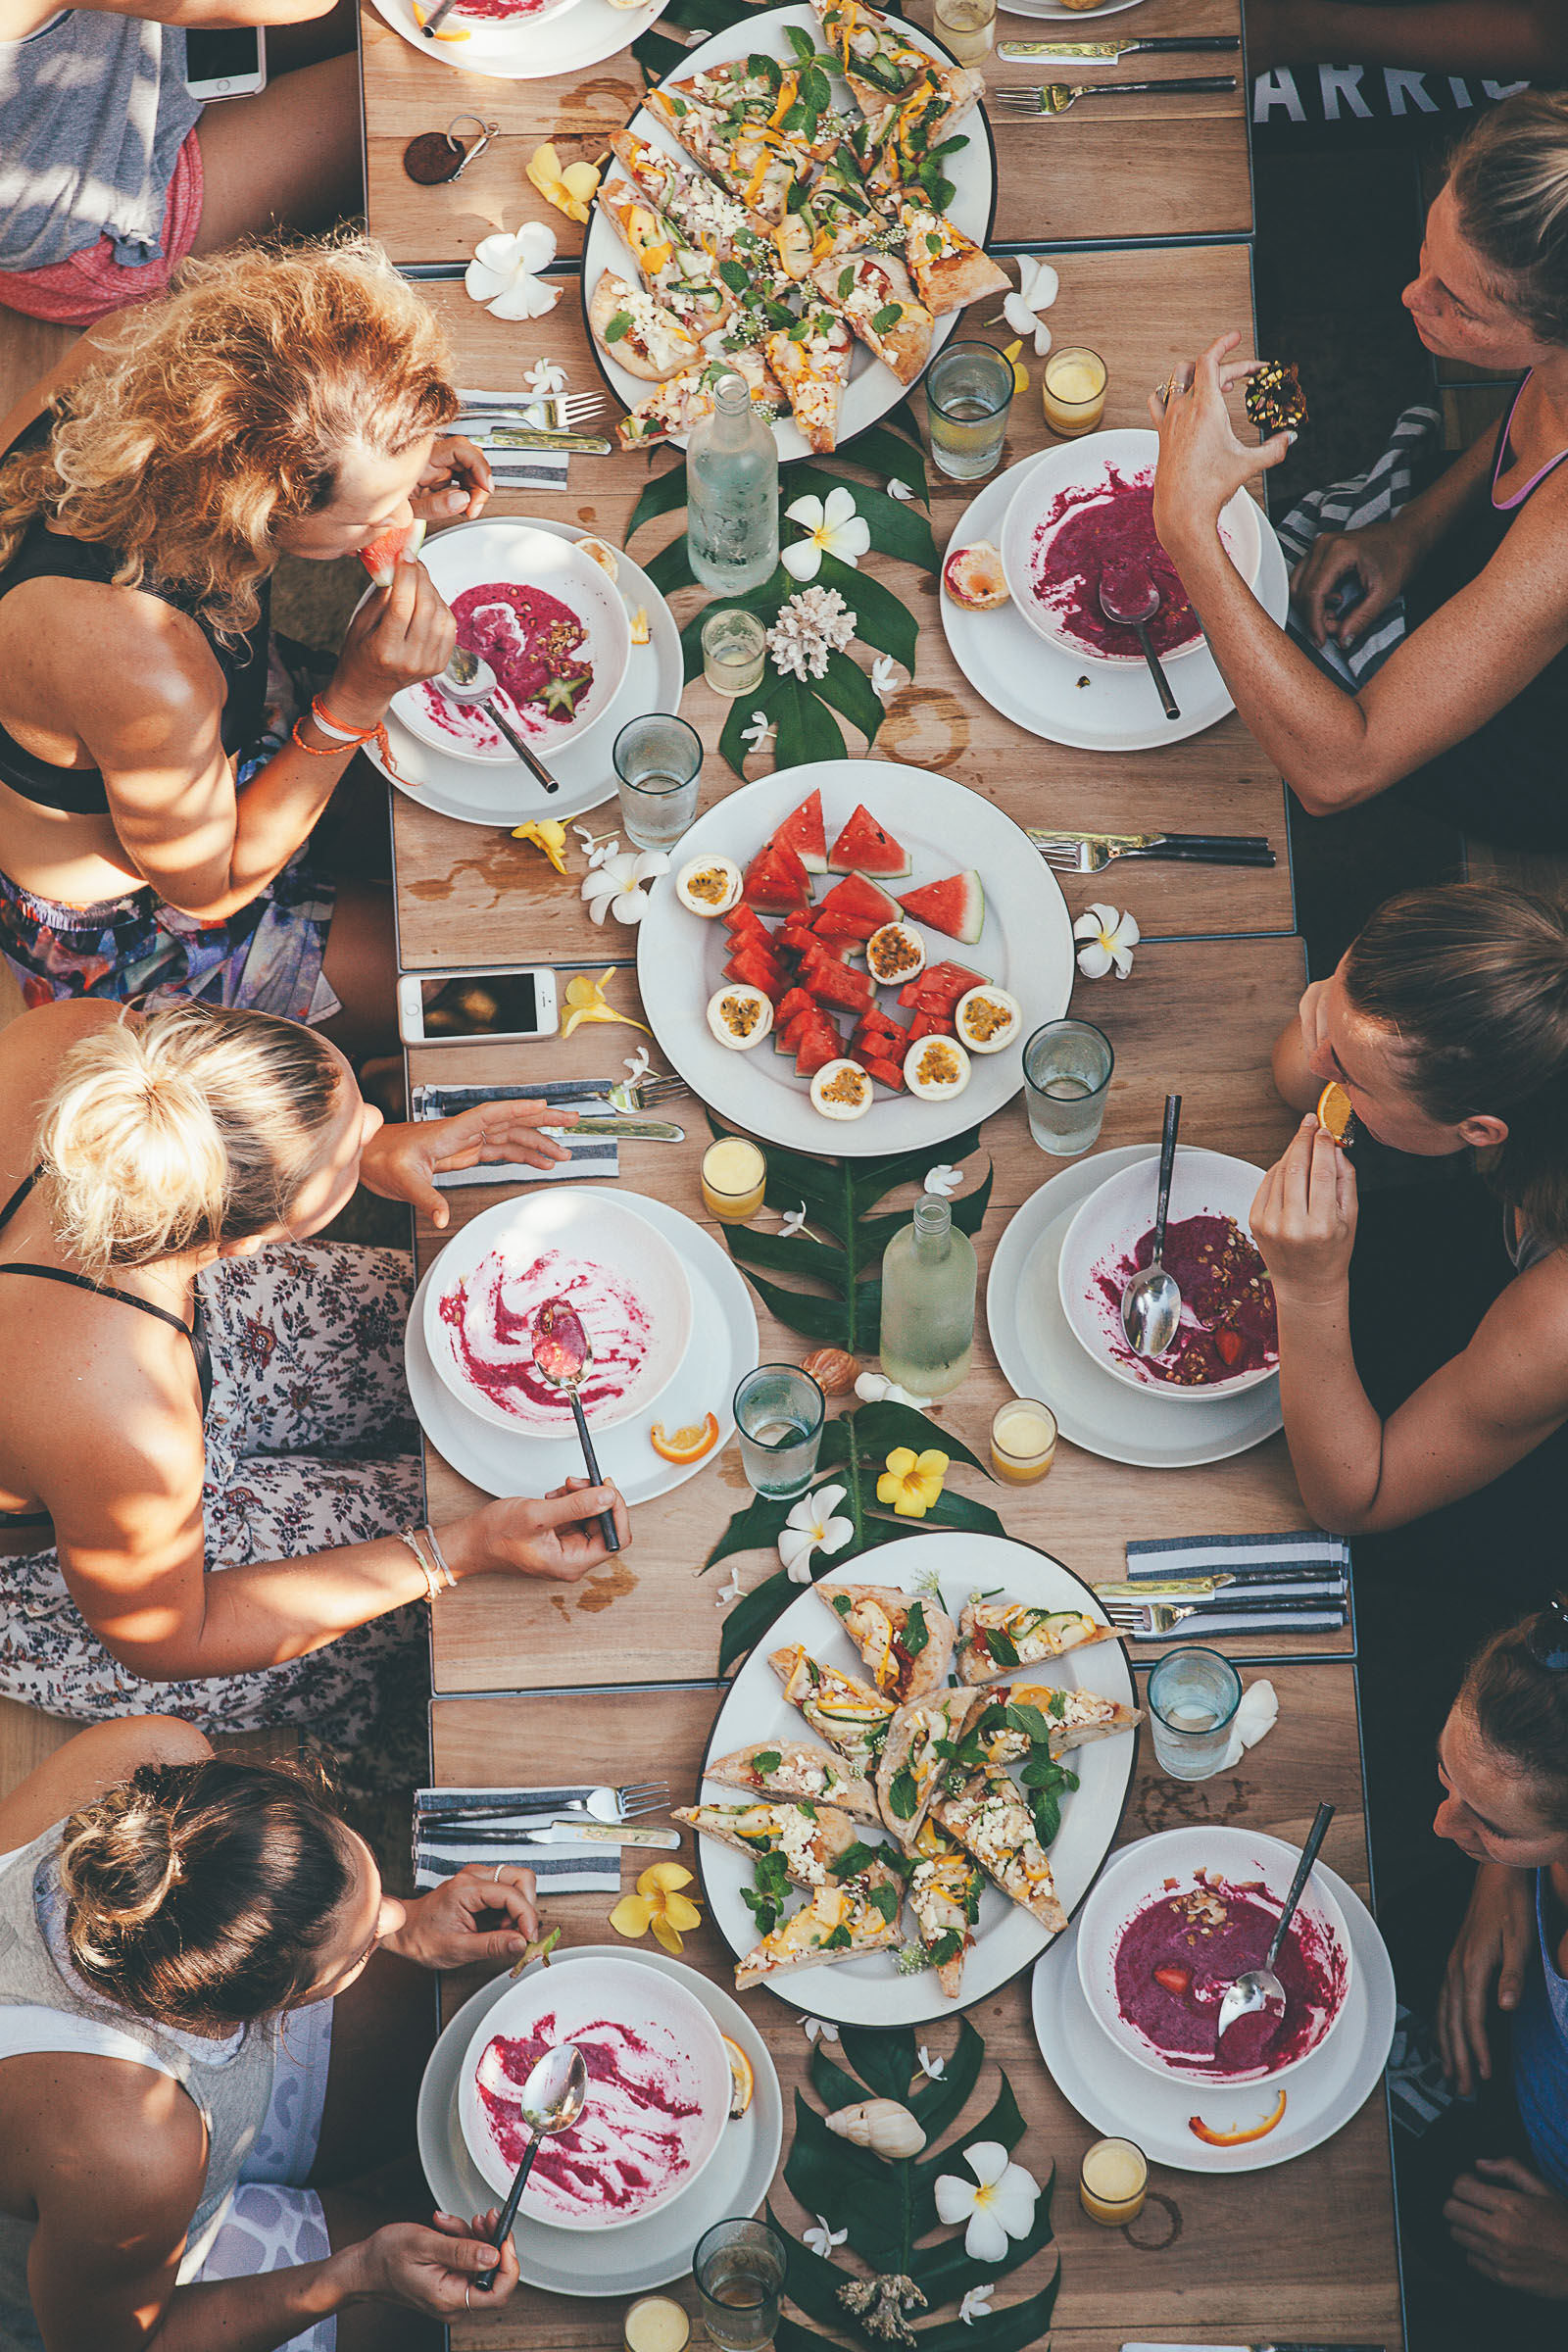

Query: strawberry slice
left=1153, top=1965, right=1193, bottom=1997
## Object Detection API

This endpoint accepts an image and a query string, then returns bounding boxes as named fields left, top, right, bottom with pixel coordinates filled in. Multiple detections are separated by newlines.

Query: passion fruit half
left=943, top=539, right=1009, bottom=612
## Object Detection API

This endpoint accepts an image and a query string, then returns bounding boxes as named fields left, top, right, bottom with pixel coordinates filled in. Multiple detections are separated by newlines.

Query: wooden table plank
left=430, top=1662, right=1399, bottom=2351
left=414, top=933, right=1337, bottom=1696
left=362, top=0, right=1250, bottom=266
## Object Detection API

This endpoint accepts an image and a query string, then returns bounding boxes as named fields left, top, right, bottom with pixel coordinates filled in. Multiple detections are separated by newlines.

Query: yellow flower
left=526, top=141, right=602, bottom=226
left=610, top=1861, right=702, bottom=1955
left=510, top=817, right=569, bottom=873
left=560, top=969, right=653, bottom=1043
left=1001, top=339, right=1029, bottom=397
left=876, top=1446, right=950, bottom=1519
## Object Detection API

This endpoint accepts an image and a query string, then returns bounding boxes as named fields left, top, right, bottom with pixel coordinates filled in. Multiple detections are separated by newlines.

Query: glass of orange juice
left=1042, top=347, right=1107, bottom=438
left=701, top=1137, right=766, bottom=1224
left=990, top=1399, right=1057, bottom=1483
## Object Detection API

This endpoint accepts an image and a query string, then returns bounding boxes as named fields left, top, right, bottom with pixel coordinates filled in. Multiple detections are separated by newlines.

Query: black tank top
left=0, top=415, right=270, bottom=815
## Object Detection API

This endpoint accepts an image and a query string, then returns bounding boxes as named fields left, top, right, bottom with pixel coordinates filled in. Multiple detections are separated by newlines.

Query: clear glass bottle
left=878, top=1194, right=976, bottom=1399
left=687, top=371, right=779, bottom=595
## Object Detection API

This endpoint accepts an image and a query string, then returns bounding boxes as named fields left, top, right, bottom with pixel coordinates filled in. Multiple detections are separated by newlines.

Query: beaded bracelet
left=399, top=1524, right=456, bottom=1604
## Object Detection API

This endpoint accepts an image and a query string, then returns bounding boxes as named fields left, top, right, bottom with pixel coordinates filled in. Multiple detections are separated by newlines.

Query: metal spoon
left=1121, top=1094, right=1183, bottom=1358
left=1100, top=562, right=1180, bottom=722
left=1215, top=1800, right=1336, bottom=2068
left=434, top=646, right=560, bottom=795
left=530, top=1298, right=620, bottom=1555
left=473, top=2042, right=588, bottom=2292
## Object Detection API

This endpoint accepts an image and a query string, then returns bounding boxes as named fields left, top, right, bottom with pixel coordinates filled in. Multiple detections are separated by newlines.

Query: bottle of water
left=687, top=371, right=779, bottom=594
left=878, top=1194, right=977, bottom=1399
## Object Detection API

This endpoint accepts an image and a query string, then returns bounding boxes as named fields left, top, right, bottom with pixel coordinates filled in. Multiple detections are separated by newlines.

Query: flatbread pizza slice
left=906, top=1817, right=985, bottom=1999
left=661, top=57, right=845, bottom=165
left=811, top=0, right=949, bottom=133
left=929, top=1767, right=1068, bottom=1933
left=769, top=1642, right=898, bottom=1773
left=609, top=132, right=781, bottom=276
left=876, top=1687, right=987, bottom=1840
left=898, top=198, right=1008, bottom=315
left=956, top=1597, right=1119, bottom=1686
left=852, top=74, right=979, bottom=214
left=588, top=271, right=704, bottom=382
left=645, top=86, right=808, bottom=228
left=705, top=1737, right=880, bottom=1823
left=598, top=184, right=735, bottom=342
left=973, top=1682, right=1143, bottom=1762
left=815, top=1580, right=956, bottom=1701
left=796, top=144, right=897, bottom=271
left=808, top=247, right=933, bottom=384
left=673, top=1799, right=868, bottom=1887
left=734, top=1863, right=904, bottom=1989
left=615, top=350, right=779, bottom=452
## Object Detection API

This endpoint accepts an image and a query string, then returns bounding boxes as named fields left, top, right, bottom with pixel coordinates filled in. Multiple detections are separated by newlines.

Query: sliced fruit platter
left=637, top=759, right=1074, bottom=1155
left=692, top=1535, right=1140, bottom=2025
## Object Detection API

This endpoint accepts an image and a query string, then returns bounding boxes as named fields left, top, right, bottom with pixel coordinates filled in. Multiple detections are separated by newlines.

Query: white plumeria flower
left=1073, top=901, right=1140, bottom=980
left=524, top=355, right=567, bottom=396
left=581, top=849, right=668, bottom=926
left=778, top=1483, right=854, bottom=1583
left=871, top=656, right=899, bottom=704
left=1003, top=256, right=1059, bottom=358
left=573, top=823, right=618, bottom=862
left=803, top=2018, right=840, bottom=2045
left=715, top=1566, right=744, bottom=1607
left=917, top=2045, right=946, bottom=2081
left=854, top=1370, right=933, bottom=1410
left=887, top=477, right=914, bottom=502
left=740, top=709, right=775, bottom=756
left=622, top=1046, right=652, bottom=1085
left=804, top=2216, right=848, bottom=2259
left=465, top=222, right=564, bottom=321
left=934, top=2142, right=1041, bottom=2266
left=923, top=1164, right=960, bottom=1199
left=777, top=1201, right=809, bottom=1239
left=782, top=486, right=871, bottom=583
left=959, top=2285, right=995, bottom=2327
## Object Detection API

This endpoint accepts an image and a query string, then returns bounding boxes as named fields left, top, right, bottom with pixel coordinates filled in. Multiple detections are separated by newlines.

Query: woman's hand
left=349, top=2212, right=518, bottom=2314
left=1250, top=1114, right=1358, bottom=1302
left=1293, top=518, right=1417, bottom=653
left=472, top=1480, right=632, bottom=1581
left=327, top=560, right=458, bottom=727
left=414, top=435, right=493, bottom=523
left=1150, top=331, right=1295, bottom=558
left=389, top=1863, right=540, bottom=1971
left=1446, top=2159, right=1568, bottom=2296
left=1437, top=1861, right=1535, bottom=2094
left=361, top=1100, right=575, bottom=1226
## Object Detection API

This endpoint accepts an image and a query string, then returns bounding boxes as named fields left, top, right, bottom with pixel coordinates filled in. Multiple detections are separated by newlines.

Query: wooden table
left=431, top=1667, right=1401, bottom=2350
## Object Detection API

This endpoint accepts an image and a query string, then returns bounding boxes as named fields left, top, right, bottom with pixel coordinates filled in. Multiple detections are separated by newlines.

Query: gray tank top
left=0, top=10, right=201, bottom=272
left=0, top=1823, right=280, bottom=2349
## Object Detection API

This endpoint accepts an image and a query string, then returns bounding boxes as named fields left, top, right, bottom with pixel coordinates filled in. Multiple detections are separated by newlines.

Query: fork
left=994, top=75, right=1237, bottom=116
left=456, top=392, right=606, bottom=428
left=418, top=1779, right=670, bottom=1827
left=1031, top=834, right=1276, bottom=873
left=1102, top=1599, right=1199, bottom=1637
left=609, top=1071, right=691, bottom=1114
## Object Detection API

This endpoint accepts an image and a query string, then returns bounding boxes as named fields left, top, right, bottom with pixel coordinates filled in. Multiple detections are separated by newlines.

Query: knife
left=419, top=1824, right=680, bottom=1849
left=1029, top=829, right=1271, bottom=850
left=543, top=1118, right=685, bottom=1142
left=1000, top=33, right=1240, bottom=57
left=1094, top=1576, right=1236, bottom=1599
left=484, top=427, right=613, bottom=456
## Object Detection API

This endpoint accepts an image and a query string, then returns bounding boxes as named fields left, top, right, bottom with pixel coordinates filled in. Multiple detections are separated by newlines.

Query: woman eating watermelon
left=0, top=235, right=487, bottom=1035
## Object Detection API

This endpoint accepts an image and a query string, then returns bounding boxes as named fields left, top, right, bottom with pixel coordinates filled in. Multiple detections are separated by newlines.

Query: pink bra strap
left=1493, top=370, right=1568, bottom=509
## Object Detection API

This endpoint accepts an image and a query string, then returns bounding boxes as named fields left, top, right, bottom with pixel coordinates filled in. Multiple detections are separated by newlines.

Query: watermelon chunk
left=795, top=1026, right=845, bottom=1080
left=774, top=918, right=821, bottom=956
left=860, top=1053, right=906, bottom=1091
left=812, top=908, right=880, bottom=944
left=815, top=872, right=903, bottom=934
left=907, top=1009, right=956, bottom=1040
left=780, top=1008, right=817, bottom=1053
left=769, top=788, right=828, bottom=875
left=809, top=963, right=875, bottom=1015
left=742, top=844, right=809, bottom=913
left=723, top=905, right=771, bottom=939
left=725, top=947, right=786, bottom=1000
left=776, top=987, right=814, bottom=1025
left=897, top=871, right=986, bottom=947
left=359, top=517, right=426, bottom=588
left=827, top=805, right=911, bottom=878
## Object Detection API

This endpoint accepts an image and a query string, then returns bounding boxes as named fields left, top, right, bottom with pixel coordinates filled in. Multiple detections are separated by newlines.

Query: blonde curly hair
left=0, top=234, right=459, bottom=635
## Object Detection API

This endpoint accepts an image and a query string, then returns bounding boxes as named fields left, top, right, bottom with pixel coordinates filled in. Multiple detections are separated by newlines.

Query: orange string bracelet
left=289, top=697, right=420, bottom=786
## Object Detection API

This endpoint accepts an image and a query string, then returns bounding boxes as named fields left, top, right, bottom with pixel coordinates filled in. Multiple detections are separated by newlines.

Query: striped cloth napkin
left=1123, top=1530, right=1350, bottom=1638
left=411, top=1080, right=619, bottom=1189
left=413, top=1786, right=621, bottom=1894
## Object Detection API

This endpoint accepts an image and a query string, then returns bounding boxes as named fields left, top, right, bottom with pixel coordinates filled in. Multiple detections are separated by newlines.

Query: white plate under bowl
left=941, top=450, right=1289, bottom=750
left=1075, top=1827, right=1353, bottom=2086
left=405, top=1199, right=759, bottom=1506
left=419, top=1948, right=784, bottom=2294
left=1031, top=1864, right=1395, bottom=2174
left=582, top=2, right=996, bottom=461
left=999, top=428, right=1260, bottom=665
left=422, top=1188, right=694, bottom=1437
left=459, top=1951, right=732, bottom=2227
left=368, top=0, right=670, bottom=80
left=1001, top=0, right=1144, bottom=19
left=636, top=760, right=1072, bottom=1158
left=1056, top=1145, right=1277, bottom=1403
left=698, top=1532, right=1138, bottom=2024
left=985, top=1145, right=1282, bottom=1469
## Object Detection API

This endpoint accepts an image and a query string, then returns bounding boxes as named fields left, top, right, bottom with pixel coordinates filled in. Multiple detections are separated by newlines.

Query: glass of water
left=925, top=341, right=1015, bottom=482
left=694, top=2219, right=787, bottom=2351
left=1022, top=1019, right=1114, bottom=1156
left=733, top=1364, right=825, bottom=1500
left=612, top=713, right=704, bottom=851
left=1148, top=1647, right=1243, bottom=1782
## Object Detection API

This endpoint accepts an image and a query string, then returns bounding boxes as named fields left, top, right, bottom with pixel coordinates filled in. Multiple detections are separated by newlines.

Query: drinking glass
left=693, top=2218, right=787, bottom=2351
left=733, top=1364, right=825, bottom=1500
left=925, top=341, right=1015, bottom=482
left=1022, top=1019, right=1113, bottom=1156
left=990, top=1397, right=1057, bottom=1484
left=612, top=714, right=704, bottom=850
left=1041, top=346, right=1108, bottom=438
left=1147, top=1646, right=1243, bottom=1782
left=701, top=1137, right=767, bottom=1224
left=934, top=0, right=995, bottom=61
left=702, top=609, right=767, bottom=699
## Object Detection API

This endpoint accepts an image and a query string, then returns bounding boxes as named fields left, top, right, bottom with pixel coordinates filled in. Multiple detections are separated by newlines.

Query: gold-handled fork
left=609, top=1071, right=691, bottom=1114
left=1030, top=831, right=1276, bottom=873
left=1102, top=1598, right=1200, bottom=1637
left=994, top=74, right=1237, bottom=117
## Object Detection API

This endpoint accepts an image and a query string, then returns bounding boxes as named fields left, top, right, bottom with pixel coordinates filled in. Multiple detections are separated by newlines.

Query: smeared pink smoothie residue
left=475, top=2013, right=706, bottom=2220
left=438, top=1246, right=650, bottom=1427
left=1112, top=1872, right=1348, bottom=2078
left=1030, top=467, right=1201, bottom=658
left=1091, top=1212, right=1278, bottom=1387
left=416, top=579, right=593, bottom=752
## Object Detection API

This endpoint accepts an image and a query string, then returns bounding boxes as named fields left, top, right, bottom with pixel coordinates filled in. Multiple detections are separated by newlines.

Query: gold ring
left=466, top=2283, right=471, bottom=2309
left=1155, top=377, right=1172, bottom=405
left=493, top=1862, right=505, bottom=1881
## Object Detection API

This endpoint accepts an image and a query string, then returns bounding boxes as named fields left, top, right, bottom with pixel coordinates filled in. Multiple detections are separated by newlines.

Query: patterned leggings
left=0, top=1242, right=428, bottom=1796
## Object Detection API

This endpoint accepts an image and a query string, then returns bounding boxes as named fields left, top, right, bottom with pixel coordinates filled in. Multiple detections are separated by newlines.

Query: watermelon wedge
left=827, top=805, right=910, bottom=878
left=808, top=963, right=875, bottom=1016
left=742, top=844, right=809, bottom=913
left=815, top=872, right=902, bottom=935
left=723, top=905, right=771, bottom=939
left=907, top=1009, right=956, bottom=1041
left=795, top=1025, right=845, bottom=1080
left=776, top=987, right=814, bottom=1025
left=860, top=1053, right=906, bottom=1091
left=359, top=516, right=426, bottom=588
left=769, top=788, right=828, bottom=875
left=897, top=871, right=986, bottom=947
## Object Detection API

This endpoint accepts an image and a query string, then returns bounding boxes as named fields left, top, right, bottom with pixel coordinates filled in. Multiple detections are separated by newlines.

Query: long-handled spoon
left=434, top=647, right=560, bottom=795
left=530, top=1298, right=620, bottom=1554
left=1215, top=1800, right=1336, bottom=2068
left=472, top=2042, right=588, bottom=2291
left=1100, top=562, right=1180, bottom=721
left=1120, top=1093, right=1183, bottom=1358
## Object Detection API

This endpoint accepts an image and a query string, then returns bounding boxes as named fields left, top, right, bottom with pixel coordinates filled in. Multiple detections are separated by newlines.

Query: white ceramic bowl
left=458, top=1953, right=733, bottom=2230
left=1056, top=1146, right=1277, bottom=1403
left=1075, top=1828, right=1353, bottom=2085
left=999, top=427, right=1262, bottom=664
left=393, top=521, right=631, bottom=764
left=424, top=1188, right=693, bottom=1438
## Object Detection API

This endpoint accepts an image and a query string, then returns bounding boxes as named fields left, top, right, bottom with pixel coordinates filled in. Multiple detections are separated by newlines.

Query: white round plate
left=698, top=1532, right=1138, bottom=2024
left=418, top=1946, right=784, bottom=2294
left=940, top=450, right=1289, bottom=749
left=985, top=1145, right=1282, bottom=1468
left=583, top=2, right=997, bottom=460
left=1031, top=1861, right=1395, bottom=2172
left=1000, top=0, right=1144, bottom=21
left=364, top=519, right=682, bottom=827
left=636, top=760, right=1073, bottom=1157
left=404, top=1195, right=759, bottom=1505
left=368, top=0, right=671, bottom=81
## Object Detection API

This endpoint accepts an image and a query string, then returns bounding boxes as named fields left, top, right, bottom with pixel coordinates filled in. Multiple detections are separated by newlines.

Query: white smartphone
left=183, top=25, right=267, bottom=101
left=397, top=966, right=559, bottom=1048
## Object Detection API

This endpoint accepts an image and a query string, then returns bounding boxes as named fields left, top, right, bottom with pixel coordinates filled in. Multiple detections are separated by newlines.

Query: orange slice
left=411, top=2, right=471, bottom=33
left=1316, top=1080, right=1353, bottom=1142
left=722, top=2034, right=755, bottom=2118
left=1188, top=2086, right=1287, bottom=2146
left=650, top=1412, right=720, bottom=1465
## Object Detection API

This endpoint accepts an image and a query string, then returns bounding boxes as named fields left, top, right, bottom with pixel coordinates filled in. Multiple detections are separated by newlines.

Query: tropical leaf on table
left=788, top=461, right=940, bottom=573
